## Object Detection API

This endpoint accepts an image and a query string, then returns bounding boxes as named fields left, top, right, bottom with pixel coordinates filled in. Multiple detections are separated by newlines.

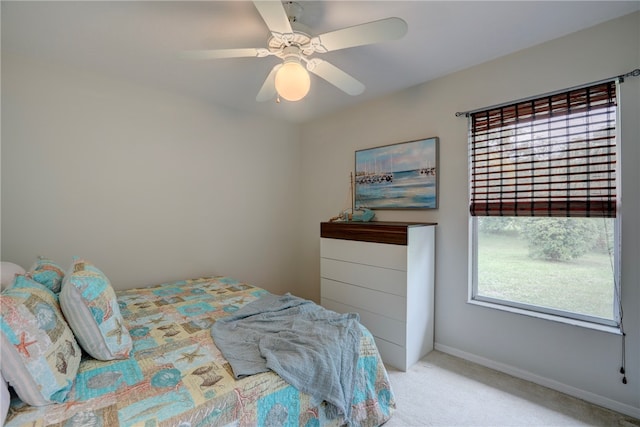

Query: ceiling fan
left=185, top=1, right=408, bottom=102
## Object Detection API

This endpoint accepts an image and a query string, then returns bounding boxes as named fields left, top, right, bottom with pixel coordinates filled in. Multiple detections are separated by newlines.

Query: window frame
left=468, top=216, right=621, bottom=329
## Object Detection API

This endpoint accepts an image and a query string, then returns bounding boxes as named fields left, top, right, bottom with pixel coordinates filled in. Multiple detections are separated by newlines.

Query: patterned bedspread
left=5, top=277, right=395, bottom=426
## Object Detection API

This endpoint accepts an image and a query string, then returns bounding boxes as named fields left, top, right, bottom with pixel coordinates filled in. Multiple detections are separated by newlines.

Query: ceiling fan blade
left=306, top=59, right=365, bottom=96
left=308, top=17, right=408, bottom=53
left=183, top=48, right=269, bottom=60
left=256, top=64, right=281, bottom=102
left=253, top=1, right=293, bottom=36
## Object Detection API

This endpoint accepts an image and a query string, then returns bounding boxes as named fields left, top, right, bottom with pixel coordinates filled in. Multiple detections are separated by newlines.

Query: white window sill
left=467, top=298, right=622, bottom=335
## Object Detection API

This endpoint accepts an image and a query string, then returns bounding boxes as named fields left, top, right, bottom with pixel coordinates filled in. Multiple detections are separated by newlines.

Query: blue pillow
left=28, top=256, right=65, bottom=293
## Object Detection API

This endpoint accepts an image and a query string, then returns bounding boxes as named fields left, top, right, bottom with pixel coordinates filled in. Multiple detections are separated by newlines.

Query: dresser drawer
left=321, top=278, right=405, bottom=322
left=321, top=238, right=407, bottom=271
left=322, top=298, right=406, bottom=347
left=320, top=258, right=407, bottom=297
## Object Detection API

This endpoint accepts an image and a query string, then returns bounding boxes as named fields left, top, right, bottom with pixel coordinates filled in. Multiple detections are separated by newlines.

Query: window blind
left=469, top=81, right=617, bottom=218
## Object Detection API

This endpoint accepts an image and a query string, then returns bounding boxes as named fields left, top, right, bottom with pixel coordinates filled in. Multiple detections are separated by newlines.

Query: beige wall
left=1, top=54, right=302, bottom=295
left=298, top=12, right=640, bottom=418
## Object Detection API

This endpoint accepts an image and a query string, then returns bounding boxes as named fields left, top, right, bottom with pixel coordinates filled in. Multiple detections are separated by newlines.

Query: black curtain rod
left=455, top=68, right=640, bottom=118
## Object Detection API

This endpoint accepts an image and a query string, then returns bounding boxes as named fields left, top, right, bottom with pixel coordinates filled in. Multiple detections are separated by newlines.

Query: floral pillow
left=0, top=275, right=81, bottom=406
left=59, top=258, right=132, bottom=360
left=28, top=256, right=65, bottom=293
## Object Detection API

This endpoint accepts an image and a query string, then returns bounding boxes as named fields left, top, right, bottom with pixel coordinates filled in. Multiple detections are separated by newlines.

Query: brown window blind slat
left=469, top=81, right=617, bottom=218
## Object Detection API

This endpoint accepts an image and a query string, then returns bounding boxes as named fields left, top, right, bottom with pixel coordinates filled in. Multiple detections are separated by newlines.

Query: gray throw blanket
left=211, top=293, right=362, bottom=425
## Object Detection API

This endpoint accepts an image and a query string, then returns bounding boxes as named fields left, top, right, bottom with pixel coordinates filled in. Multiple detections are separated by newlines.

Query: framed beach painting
left=355, top=137, right=438, bottom=209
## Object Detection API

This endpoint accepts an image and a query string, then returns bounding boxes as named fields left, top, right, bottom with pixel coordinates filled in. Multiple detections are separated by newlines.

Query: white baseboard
left=434, top=343, right=640, bottom=420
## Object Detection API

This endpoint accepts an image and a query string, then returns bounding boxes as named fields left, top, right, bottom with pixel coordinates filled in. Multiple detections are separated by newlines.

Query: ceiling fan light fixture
left=274, top=57, right=310, bottom=102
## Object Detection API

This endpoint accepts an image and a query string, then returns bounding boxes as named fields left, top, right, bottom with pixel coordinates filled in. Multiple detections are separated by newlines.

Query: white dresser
left=320, top=221, right=436, bottom=371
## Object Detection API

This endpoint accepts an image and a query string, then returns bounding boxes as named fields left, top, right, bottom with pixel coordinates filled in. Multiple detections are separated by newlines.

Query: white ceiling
left=3, top=1, right=639, bottom=123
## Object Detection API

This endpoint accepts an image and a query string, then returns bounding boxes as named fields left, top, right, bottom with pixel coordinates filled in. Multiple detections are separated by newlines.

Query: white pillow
left=1, top=372, right=9, bottom=426
left=1, top=262, right=25, bottom=291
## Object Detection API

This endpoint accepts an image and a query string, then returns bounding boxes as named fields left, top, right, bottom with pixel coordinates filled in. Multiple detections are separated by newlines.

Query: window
left=469, top=81, right=620, bottom=327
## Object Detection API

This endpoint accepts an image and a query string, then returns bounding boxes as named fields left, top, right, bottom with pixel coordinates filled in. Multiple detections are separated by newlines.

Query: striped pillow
left=59, top=258, right=132, bottom=361
left=0, top=275, right=81, bottom=406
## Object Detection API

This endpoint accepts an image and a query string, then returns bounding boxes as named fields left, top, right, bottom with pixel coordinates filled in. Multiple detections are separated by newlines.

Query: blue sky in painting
left=356, top=138, right=437, bottom=173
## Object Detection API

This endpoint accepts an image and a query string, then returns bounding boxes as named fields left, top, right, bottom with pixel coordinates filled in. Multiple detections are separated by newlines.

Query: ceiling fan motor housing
left=280, top=46, right=304, bottom=63
left=268, top=31, right=311, bottom=57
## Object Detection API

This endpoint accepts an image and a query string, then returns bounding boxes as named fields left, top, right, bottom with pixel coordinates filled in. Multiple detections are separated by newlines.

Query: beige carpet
left=384, top=351, right=640, bottom=427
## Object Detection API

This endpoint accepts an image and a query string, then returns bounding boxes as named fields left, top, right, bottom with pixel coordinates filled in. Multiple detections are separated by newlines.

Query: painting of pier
left=355, top=137, right=438, bottom=209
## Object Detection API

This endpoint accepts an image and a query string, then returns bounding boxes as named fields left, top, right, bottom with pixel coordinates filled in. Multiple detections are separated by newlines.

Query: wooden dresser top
left=320, top=221, right=436, bottom=245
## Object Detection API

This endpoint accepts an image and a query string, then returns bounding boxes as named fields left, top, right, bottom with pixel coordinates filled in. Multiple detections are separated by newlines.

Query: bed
left=2, top=274, right=396, bottom=427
